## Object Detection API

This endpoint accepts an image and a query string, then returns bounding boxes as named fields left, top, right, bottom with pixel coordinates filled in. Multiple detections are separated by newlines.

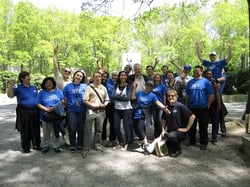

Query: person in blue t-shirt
left=131, top=80, right=169, bottom=150
left=63, top=70, right=87, bottom=152
left=195, top=42, right=232, bottom=80
left=36, top=77, right=64, bottom=154
left=186, top=65, right=215, bottom=151
left=152, top=73, right=167, bottom=138
left=7, top=71, right=41, bottom=153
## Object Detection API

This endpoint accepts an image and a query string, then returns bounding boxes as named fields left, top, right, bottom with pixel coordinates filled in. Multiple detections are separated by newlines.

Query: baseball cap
left=209, top=51, right=217, bottom=56
left=184, top=65, right=192, bottom=71
left=146, top=80, right=154, bottom=87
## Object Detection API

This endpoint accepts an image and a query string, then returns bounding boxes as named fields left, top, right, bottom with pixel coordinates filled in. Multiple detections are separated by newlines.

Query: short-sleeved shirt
left=63, top=83, right=87, bottom=113
left=162, top=102, right=193, bottom=132
left=202, top=59, right=227, bottom=79
left=186, top=77, right=215, bottom=108
left=133, top=91, right=159, bottom=119
left=36, top=88, right=64, bottom=121
left=152, top=84, right=167, bottom=108
left=13, top=84, right=38, bottom=108
left=55, top=71, right=71, bottom=90
left=83, top=83, right=110, bottom=106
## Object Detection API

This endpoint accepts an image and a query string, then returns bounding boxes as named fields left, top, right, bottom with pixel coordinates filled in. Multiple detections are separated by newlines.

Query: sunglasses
left=64, top=70, right=71, bottom=74
left=168, top=95, right=175, bottom=97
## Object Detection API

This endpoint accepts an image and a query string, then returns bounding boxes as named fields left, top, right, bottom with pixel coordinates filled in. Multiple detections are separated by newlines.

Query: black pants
left=16, top=105, right=41, bottom=151
left=133, top=118, right=146, bottom=141
left=188, top=107, right=209, bottom=146
left=114, top=109, right=133, bottom=145
left=166, top=130, right=186, bottom=153
left=102, top=103, right=116, bottom=141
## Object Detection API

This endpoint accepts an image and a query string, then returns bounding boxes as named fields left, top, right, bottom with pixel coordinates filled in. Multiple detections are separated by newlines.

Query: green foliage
left=0, top=0, right=249, bottom=94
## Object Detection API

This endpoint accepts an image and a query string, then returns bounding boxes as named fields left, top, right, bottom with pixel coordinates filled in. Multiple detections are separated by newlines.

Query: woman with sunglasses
left=152, top=73, right=167, bottom=138
left=63, top=70, right=88, bottom=152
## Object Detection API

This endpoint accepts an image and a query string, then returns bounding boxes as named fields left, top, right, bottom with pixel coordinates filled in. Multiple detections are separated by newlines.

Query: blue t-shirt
left=133, top=91, right=159, bottom=119
left=13, top=84, right=38, bottom=108
left=152, top=84, right=167, bottom=108
left=106, top=82, right=114, bottom=103
left=63, top=83, right=87, bottom=113
left=36, top=88, right=64, bottom=121
left=202, top=59, right=226, bottom=79
left=186, top=77, right=214, bottom=108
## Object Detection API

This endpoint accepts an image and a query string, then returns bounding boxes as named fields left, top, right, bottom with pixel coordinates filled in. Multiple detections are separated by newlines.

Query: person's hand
left=133, top=82, right=138, bottom=89
left=177, top=128, right=188, bottom=133
left=53, top=42, right=58, bottom=54
left=154, top=57, right=160, bottom=65
left=46, top=107, right=54, bottom=112
left=227, top=42, right=233, bottom=48
left=195, top=42, right=200, bottom=49
left=163, top=106, right=171, bottom=115
left=161, top=131, right=167, bottom=139
left=9, top=79, right=16, bottom=87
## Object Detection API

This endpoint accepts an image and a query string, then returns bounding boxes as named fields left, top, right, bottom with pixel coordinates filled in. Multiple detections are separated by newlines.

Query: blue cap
left=184, top=65, right=192, bottom=71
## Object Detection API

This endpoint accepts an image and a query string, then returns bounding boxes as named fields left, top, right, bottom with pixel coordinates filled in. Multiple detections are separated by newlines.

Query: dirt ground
left=0, top=94, right=249, bottom=187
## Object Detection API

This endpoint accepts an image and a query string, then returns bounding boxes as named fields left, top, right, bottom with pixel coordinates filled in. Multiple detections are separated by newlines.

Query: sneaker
left=95, top=144, right=105, bottom=152
left=77, top=146, right=83, bottom=151
left=23, top=149, right=31, bottom=153
left=200, top=144, right=207, bottom=150
left=169, top=150, right=181, bottom=157
left=221, top=131, right=226, bottom=137
left=186, top=142, right=196, bottom=147
left=211, top=140, right=217, bottom=145
left=33, top=146, right=42, bottom=151
left=54, top=147, right=62, bottom=153
left=42, top=146, right=49, bottom=154
left=70, top=147, right=76, bottom=152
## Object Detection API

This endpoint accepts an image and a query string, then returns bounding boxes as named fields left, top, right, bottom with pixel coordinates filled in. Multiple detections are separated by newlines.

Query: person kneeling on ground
left=160, top=90, right=195, bottom=157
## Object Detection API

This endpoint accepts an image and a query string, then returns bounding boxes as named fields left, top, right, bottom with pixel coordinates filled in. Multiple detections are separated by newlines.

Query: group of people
left=7, top=42, right=232, bottom=158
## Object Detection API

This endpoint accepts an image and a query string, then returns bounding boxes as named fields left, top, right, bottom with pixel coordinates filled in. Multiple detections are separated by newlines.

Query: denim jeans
left=166, top=130, right=186, bottom=153
left=83, top=109, right=105, bottom=151
left=67, top=111, right=86, bottom=149
left=114, top=109, right=133, bottom=145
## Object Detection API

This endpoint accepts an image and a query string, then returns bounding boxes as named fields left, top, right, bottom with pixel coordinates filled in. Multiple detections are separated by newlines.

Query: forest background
left=0, top=0, right=249, bottom=95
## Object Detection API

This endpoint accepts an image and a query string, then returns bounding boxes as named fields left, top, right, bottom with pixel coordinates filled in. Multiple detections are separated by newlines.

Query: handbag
left=43, top=111, right=61, bottom=122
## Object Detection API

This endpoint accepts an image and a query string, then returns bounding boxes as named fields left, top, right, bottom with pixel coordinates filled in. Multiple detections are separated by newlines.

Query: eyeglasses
left=167, top=95, right=175, bottom=97
left=64, top=70, right=71, bottom=74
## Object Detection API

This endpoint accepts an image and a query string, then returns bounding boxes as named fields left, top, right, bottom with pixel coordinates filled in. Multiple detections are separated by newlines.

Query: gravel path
left=0, top=94, right=249, bottom=187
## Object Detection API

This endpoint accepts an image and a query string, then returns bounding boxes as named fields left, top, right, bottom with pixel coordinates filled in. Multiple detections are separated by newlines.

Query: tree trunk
left=243, top=0, right=250, bottom=119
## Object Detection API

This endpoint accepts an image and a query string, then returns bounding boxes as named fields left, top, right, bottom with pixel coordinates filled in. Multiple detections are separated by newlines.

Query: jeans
left=83, top=109, right=105, bottom=151
left=114, top=109, right=133, bottom=145
left=166, top=130, right=186, bottom=153
left=133, top=118, right=146, bottom=141
left=188, top=107, right=209, bottom=146
left=67, top=111, right=86, bottom=148
left=152, top=108, right=163, bottom=138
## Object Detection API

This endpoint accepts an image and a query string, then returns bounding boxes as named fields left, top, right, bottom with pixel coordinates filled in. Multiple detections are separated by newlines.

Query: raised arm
left=170, top=58, right=182, bottom=73
left=153, top=57, right=160, bottom=70
left=225, top=42, right=233, bottom=63
left=195, top=42, right=203, bottom=63
left=53, top=43, right=60, bottom=78
left=6, top=80, right=16, bottom=98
